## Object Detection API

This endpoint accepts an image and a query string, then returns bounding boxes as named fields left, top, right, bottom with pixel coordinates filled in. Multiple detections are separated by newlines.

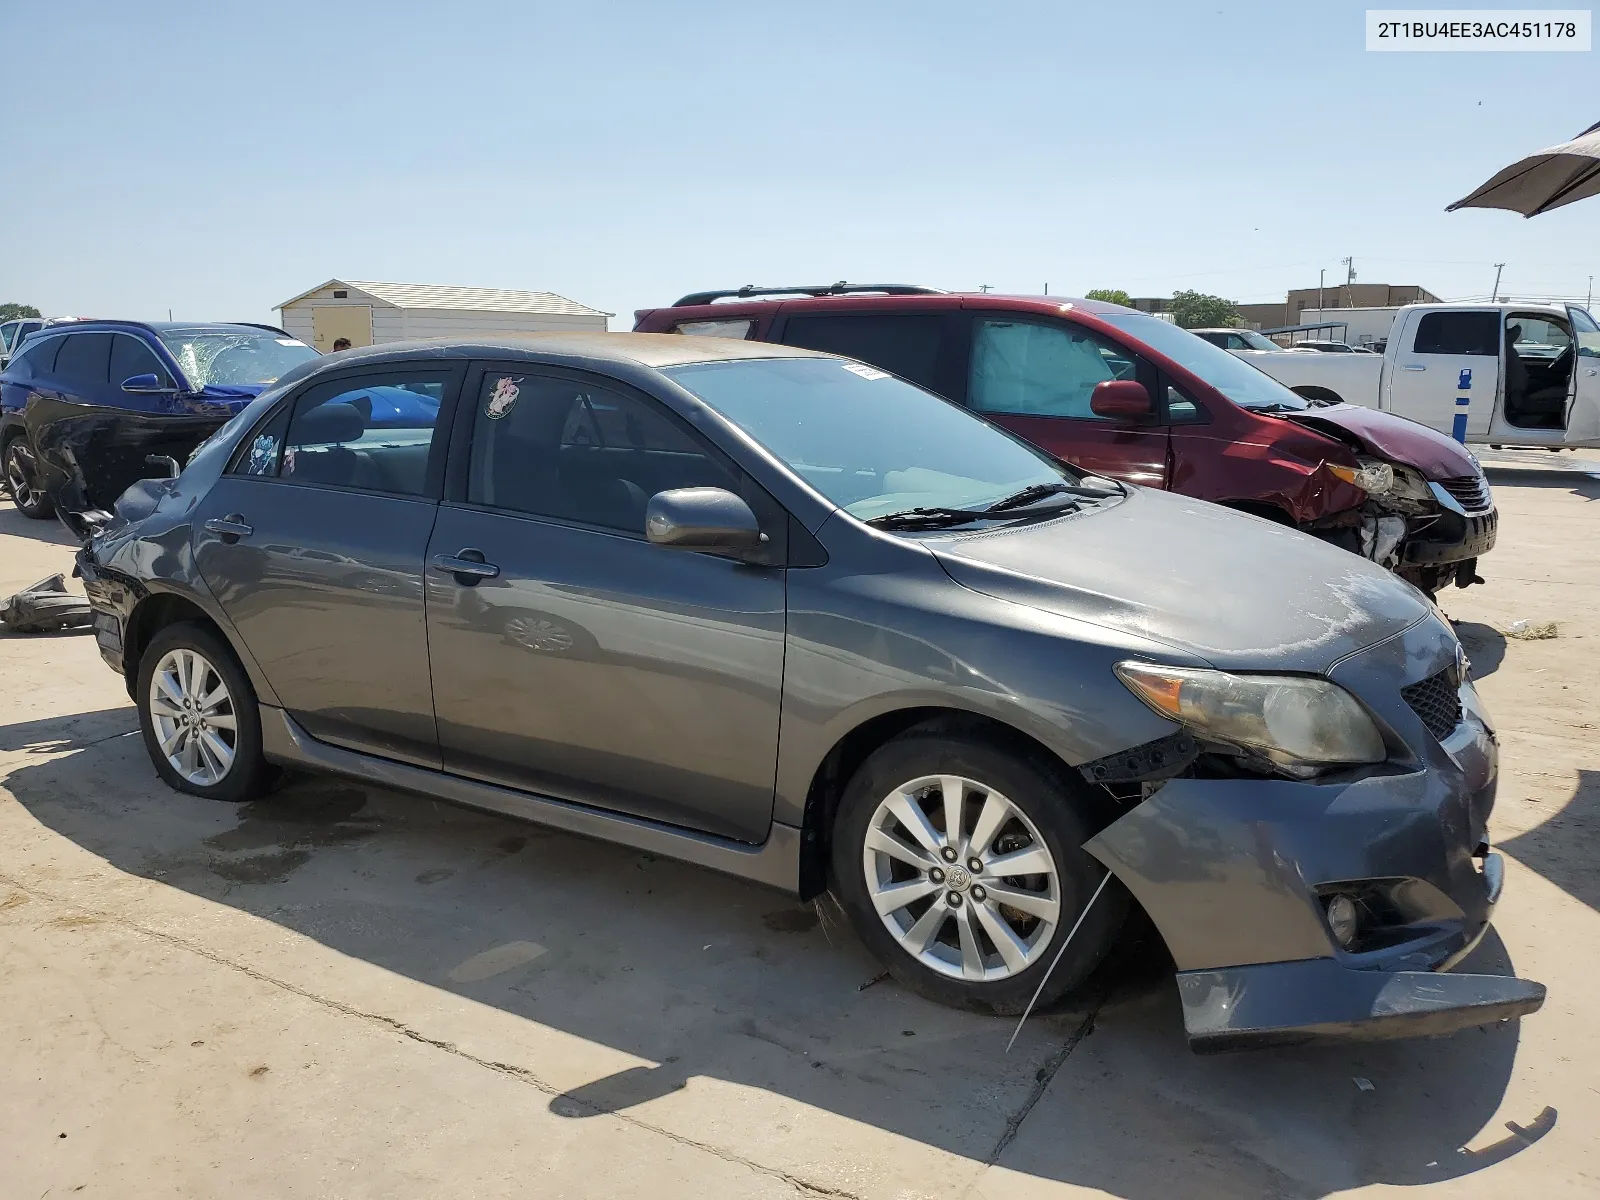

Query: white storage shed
left=276, top=279, right=611, bottom=353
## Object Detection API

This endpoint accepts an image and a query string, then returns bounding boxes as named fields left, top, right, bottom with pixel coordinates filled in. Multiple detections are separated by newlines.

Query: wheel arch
left=121, top=584, right=278, bottom=707
left=795, top=705, right=1095, bottom=900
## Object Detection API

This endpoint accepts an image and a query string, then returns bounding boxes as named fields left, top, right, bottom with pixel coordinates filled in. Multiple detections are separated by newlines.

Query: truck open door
left=1384, top=309, right=1500, bottom=441
left=1565, top=306, right=1600, bottom=445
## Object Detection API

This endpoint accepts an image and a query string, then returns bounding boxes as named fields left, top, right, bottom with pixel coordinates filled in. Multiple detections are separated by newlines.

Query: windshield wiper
left=866, top=498, right=1083, bottom=531
left=984, top=480, right=1120, bottom=511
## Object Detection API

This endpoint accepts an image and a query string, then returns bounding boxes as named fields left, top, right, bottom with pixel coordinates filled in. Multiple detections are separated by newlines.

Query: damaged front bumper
left=1084, top=618, right=1544, bottom=1052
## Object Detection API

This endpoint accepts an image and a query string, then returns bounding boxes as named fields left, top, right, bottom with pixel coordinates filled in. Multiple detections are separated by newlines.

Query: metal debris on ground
left=0, top=573, right=93, bottom=633
left=1505, top=620, right=1560, bottom=640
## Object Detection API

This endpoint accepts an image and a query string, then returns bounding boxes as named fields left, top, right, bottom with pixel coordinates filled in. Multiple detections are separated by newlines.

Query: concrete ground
left=2, top=460, right=1597, bottom=1199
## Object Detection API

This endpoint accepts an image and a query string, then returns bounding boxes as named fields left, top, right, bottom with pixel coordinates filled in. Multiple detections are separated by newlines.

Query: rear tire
left=4, top=435, right=54, bottom=519
left=829, top=731, right=1127, bottom=1015
left=136, top=621, right=271, bottom=803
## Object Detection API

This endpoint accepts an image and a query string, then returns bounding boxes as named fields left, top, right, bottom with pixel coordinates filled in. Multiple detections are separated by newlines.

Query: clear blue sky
left=6, top=0, right=1596, bottom=325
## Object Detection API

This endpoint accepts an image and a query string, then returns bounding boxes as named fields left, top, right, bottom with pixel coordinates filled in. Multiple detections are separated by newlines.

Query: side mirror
left=144, top=454, right=181, bottom=479
left=122, top=373, right=177, bottom=394
left=646, top=487, right=765, bottom=552
left=1089, top=379, right=1155, bottom=419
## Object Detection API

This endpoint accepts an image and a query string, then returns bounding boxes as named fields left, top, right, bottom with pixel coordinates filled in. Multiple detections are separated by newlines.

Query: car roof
left=326, top=331, right=834, bottom=371
left=20, top=320, right=289, bottom=336
left=652, top=290, right=1138, bottom=318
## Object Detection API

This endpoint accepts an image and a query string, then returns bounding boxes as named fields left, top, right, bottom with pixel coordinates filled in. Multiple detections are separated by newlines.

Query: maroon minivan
left=636, top=285, right=1497, bottom=595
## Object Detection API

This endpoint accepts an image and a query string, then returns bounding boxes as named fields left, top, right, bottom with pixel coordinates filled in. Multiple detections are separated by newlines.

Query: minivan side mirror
left=1089, top=379, right=1155, bottom=419
left=646, top=487, right=765, bottom=552
left=122, top=373, right=178, bottom=394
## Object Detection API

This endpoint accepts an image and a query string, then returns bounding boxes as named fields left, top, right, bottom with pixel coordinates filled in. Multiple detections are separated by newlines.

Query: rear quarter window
left=777, top=314, right=945, bottom=391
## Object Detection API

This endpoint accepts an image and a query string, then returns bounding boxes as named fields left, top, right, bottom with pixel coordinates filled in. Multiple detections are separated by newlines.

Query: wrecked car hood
left=1282, top=404, right=1478, bottom=480
left=928, top=487, right=1429, bottom=674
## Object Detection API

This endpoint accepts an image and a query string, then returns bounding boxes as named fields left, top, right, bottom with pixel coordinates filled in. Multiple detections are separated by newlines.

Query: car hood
left=926, top=487, right=1430, bottom=674
left=1281, top=404, right=1478, bottom=480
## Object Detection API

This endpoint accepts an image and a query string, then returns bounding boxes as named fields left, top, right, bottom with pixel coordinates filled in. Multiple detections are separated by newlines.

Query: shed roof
left=276, top=278, right=611, bottom=317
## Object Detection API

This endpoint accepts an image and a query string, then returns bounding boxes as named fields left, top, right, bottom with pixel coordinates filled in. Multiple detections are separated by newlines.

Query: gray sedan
left=76, top=333, right=1543, bottom=1051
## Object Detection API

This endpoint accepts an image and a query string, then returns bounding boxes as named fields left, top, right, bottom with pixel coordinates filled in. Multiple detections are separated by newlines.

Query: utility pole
left=1587, top=275, right=1593, bottom=309
left=978, top=284, right=993, bottom=293
left=1340, top=257, right=1355, bottom=308
left=1318, top=269, right=1325, bottom=313
left=1491, top=262, right=1505, bottom=302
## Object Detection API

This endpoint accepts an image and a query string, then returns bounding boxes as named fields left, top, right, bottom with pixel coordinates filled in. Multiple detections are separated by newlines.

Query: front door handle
left=431, top=549, right=500, bottom=586
left=1402, top=364, right=1427, bottom=372
left=203, top=515, right=253, bottom=544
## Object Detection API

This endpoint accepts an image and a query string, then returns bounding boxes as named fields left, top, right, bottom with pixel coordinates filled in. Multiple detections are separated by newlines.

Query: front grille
left=1438, top=474, right=1492, bottom=514
left=1402, top=667, right=1463, bottom=740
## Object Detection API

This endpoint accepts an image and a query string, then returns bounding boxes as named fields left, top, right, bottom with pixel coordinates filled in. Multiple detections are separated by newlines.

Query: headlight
left=1115, top=662, right=1386, bottom=767
left=1326, top=456, right=1395, bottom=494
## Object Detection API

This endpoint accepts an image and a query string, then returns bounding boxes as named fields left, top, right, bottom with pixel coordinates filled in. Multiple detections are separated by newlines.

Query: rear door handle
left=1402, top=364, right=1427, bottom=372
left=431, top=549, right=500, bottom=585
left=203, top=515, right=253, bottom=543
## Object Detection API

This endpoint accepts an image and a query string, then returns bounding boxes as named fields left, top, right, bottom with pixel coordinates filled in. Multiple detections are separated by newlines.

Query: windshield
left=662, top=357, right=1077, bottom=520
left=158, top=327, right=318, bottom=389
left=1236, top=329, right=1281, bottom=351
left=1102, top=313, right=1310, bottom=412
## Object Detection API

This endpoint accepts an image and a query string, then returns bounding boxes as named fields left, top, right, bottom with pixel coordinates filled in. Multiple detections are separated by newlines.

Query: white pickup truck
left=1198, top=303, right=1600, bottom=449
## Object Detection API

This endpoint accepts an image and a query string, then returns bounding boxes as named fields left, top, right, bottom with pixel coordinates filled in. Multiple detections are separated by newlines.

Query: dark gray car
left=76, top=333, right=1544, bottom=1051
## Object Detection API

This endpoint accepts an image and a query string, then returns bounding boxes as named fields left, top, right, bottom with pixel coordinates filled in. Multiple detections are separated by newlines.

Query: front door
left=192, top=363, right=461, bottom=766
left=964, top=314, right=1168, bottom=487
left=1565, top=306, right=1600, bottom=445
left=312, top=305, right=374, bottom=352
left=424, top=366, right=786, bottom=843
left=1386, top=308, right=1500, bottom=442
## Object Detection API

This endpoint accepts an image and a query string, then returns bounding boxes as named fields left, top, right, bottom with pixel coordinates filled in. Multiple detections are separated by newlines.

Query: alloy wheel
left=148, top=647, right=238, bottom=787
left=861, top=774, right=1061, bottom=982
left=5, top=442, right=40, bottom=510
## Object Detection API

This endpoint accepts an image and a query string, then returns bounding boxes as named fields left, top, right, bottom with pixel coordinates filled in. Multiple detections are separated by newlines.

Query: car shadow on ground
left=1482, top=466, right=1600, bottom=502
left=1452, top=622, right=1507, bottom=679
left=1, top=707, right=1550, bottom=1199
left=0, top=501, right=79, bottom=547
left=1503, top=769, right=1600, bottom=916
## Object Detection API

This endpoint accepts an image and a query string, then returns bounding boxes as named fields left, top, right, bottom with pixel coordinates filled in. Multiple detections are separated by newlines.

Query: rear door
left=192, top=363, right=462, bottom=766
left=1565, top=306, right=1600, bottom=444
left=962, top=313, right=1168, bottom=487
left=423, top=364, right=786, bottom=842
left=1386, top=309, right=1499, bottom=441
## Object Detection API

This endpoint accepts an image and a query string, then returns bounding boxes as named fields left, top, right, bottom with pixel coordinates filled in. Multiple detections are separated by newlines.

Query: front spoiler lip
left=1179, top=954, right=1546, bottom=1054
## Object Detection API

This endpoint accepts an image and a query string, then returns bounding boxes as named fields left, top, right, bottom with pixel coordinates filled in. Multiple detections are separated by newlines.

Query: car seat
left=286, top=402, right=364, bottom=486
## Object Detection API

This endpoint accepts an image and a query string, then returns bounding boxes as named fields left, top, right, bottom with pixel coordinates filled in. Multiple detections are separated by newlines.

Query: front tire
left=136, top=622, right=271, bottom=803
left=4, top=435, right=54, bottom=519
left=829, top=731, right=1127, bottom=1015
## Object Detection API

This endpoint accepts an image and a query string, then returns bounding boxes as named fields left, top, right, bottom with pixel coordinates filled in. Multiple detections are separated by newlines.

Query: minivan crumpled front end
left=1085, top=613, right=1545, bottom=1052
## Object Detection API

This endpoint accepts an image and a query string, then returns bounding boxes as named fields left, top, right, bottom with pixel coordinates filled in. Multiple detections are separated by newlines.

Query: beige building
left=276, top=279, right=611, bottom=353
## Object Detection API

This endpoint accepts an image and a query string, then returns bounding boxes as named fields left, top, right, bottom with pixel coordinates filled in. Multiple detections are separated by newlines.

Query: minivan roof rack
left=671, top=282, right=947, bottom=307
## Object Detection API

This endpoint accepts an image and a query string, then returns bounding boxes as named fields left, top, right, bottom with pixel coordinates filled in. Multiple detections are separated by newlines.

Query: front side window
left=778, top=314, right=945, bottom=391
left=1569, top=306, right=1600, bottom=358
left=276, top=371, right=449, bottom=495
left=1412, top=311, right=1499, bottom=356
left=663, top=356, right=1074, bottom=521
left=109, top=334, right=172, bottom=387
left=157, top=327, right=318, bottom=389
left=968, top=318, right=1133, bottom=420
left=1100, top=313, right=1310, bottom=412
left=468, top=372, right=735, bottom=534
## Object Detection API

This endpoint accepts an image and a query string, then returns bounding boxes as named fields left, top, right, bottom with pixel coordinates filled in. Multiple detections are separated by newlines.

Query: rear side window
left=468, top=371, right=736, bottom=534
left=3, top=335, right=61, bottom=380
left=52, top=333, right=114, bottom=387
left=968, top=319, right=1131, bottom=420
left=673, top=319, right=753, bottom=339
left=777, top=314, right=944, bottom=390
left=109, top=334, right=171, bottom=387
left=1412, top=311, right=1499, bottom=356
left=275, top=371, right=452, bottom=496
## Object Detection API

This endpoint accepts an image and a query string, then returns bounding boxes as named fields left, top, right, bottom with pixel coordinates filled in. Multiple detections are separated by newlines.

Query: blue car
left=1, top=321, right=323, bottom=521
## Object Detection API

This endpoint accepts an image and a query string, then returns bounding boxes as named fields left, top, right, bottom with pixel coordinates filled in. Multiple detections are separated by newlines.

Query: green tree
left=1084, top=288, right=1134, bottom=307
left=1169, top=290, right=1239, bottom=329
left=0, top=303, right=42, bottom=322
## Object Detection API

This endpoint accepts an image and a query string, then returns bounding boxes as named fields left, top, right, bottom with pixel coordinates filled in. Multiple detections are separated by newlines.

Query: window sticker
left=276, top=338, right=307, bottom=347
left=283, top=447, right=298, bottom=475
left=486, top=375, right=522, bottom=419
left=246, top=432, right=279, bottom=475
left=842, top=362, right=890, bottom=381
